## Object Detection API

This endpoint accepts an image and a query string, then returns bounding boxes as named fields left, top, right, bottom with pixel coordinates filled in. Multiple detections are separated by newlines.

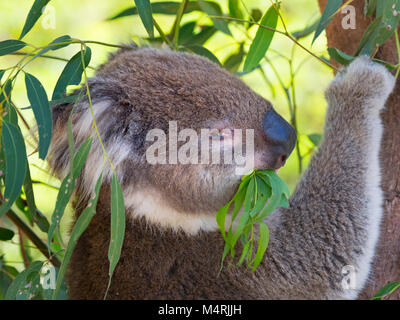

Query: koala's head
left=50, top=47, right=296, bottom=229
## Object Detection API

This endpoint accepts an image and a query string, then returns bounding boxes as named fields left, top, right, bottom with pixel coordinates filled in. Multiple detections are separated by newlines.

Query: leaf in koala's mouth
left=216, top=169, right=290, bottom=272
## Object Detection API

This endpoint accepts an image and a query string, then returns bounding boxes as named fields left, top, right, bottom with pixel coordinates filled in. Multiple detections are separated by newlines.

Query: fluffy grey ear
left=48, top=102, right=74, bottom=178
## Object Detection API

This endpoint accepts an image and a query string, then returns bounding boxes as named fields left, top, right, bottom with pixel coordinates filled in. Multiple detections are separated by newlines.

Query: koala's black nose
left=263, top=109, right=297, bottom=168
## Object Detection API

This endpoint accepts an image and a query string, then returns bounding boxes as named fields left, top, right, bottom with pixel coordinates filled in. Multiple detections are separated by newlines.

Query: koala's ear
left=48, top=103, right=74, bottom=178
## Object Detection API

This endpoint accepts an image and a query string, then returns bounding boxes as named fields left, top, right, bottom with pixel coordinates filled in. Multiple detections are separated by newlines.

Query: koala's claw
left=327, top=55, right=395, bottom=104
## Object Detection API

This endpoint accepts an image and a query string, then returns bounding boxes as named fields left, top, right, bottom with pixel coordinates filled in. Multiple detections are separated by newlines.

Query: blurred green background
left=0, top=0, right=333, bottom=271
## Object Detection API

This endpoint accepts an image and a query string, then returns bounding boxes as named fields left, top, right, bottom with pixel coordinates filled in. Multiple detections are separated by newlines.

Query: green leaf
left=0, top=80, right=16, bottom=126
left=313, top=0, right=343, bottom=44
left=292, top=18, right=320, bottom=40
left=32, top=35, right=72, bottom=61
left=223, top=44, right=245, bottom=72
left=0, top=40, right=26, bottom=56
left=372, top=58, right=397, bottom=71
left=53, top=172, right=103, bottom=299
left=228, top=0, right=243, bottom=20
left=106, top=173, right=126, bottom=295
left=231, top=178, right=255, bottom=247
left=279, top=194, right=290, bottom=208
left=243, top=4, right=279, bottom=72
left=256, top=172, right=285, bottom=220
left=0, top=121, right=27, bottom=218
left=71, top=138, right=92, bottom=176
left=0, top=228, right=14, bottom=241
left=250, top=176, right=271, bottom=216
left=354, top=17, right=382, bottom=56
left=5, top=261, right=43, bottom=300
left=34, top=209, right=50, bottom=233
left=237, top=241, right=250, bottom=266
left=25, top=73, right=52, bottom=159
left=48, top=138, right=92, bottom=248
left=184, top=45, right=221, bottom=65
left=108, top=1, right=222, bottom=20
left=251, top=9, right=263, bottom=22
left=372, top=281, right=400, bottom=300
left=52, top=47, right=92, bottom=101
left=198, top=0, right=231, bottom=36
left=217, top=169, right=289, bottom=271
left=252, top=222, right=269, bottom=271
left=328, top=47, right=355, bottom=66
left=134, top=0, right=154, bottom=38
left=216, top=202, right=232, bottom=240
left=364, top=0, right=377, bottom=16
left=178, top=21, right=196, bottom=44
left=0, top=70, right=5, bottom=81
left=180, top=25, right=217, bottom=46
left=307, top=133, right=322, bottom=146
left=19, top=0, right=51, bottom=39
left=23, top=165, right=36, bottom=223
left=374, top=1, right=400, bottom=49
left=376, top=0, right=385, bottom=18
left=0, top=267, right=14, bottom=299
left=22, top=165, right=50, bottom=232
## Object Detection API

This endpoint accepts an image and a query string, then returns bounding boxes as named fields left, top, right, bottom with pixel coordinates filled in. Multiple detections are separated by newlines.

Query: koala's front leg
left=262, top=57, right=395, bottom=299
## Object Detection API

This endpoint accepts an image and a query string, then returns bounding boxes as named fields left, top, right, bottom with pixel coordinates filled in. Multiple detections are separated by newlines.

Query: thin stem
left=8, top=52, right=95, bottom=69
left=209, top=15, right=339, bottom=71
left=6, top=210, right=61, bottom=268
left=171, top=0, right=189, bottom=47
left=394, top=29, right=400, bottom=80
left=153, top=18, right=175, bottom=48
left=18, top=229, right=30, bottom=268
left=79, top=44, right=114, bottom=171
left=268, top=0, right=288, bottom=33
left=289, top=45, right=302, bottom=173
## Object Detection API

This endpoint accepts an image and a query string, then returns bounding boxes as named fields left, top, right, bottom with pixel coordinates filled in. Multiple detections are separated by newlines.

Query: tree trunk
left=318, top=0, right=400, bottom=300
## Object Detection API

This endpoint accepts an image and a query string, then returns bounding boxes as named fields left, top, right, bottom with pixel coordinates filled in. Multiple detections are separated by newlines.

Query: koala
left=49, top=47, right=395, bottom=299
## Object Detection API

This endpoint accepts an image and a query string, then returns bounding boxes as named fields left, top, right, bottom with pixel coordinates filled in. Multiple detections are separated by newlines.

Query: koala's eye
left=210, top=129, right=222, bottom=140
left=209, top=128, right=233, bottom=141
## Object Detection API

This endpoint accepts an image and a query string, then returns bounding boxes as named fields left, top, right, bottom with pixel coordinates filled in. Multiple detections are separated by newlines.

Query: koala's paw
left=326, top=56, right=395, bottom=106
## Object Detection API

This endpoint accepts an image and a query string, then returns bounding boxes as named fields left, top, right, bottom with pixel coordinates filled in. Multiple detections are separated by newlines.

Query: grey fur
left=48, top=49, right=394, bottom=299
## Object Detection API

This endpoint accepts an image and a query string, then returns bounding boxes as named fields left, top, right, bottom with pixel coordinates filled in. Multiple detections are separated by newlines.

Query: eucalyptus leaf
left=228, top=0, right=243, bottom=20
left=243, top=4, right=279, bottom=72
left=292, top=19, right=320, bottom=40
left=32, top=35, right=72, bottom=61
left=181, top=26, right=217, bottom=46
left=19, top=0, right=51, bottom=39
left=217, top=170, right=290, bottom=270
left=0, top=40, right=26, bottom=56
left=252, top=222, right=269, bottom=270
left=108, top=1, right=222, bottom=20
left=134, top=0, right=154, bottom=38
left=313, top=0, right=343, bottom=44
left=25, top=73, right=52, bottom=159
left=5, top=261, right=43, bottom=300
left=23, top=165, right=37, bottom=226
left=52, top=47, right=91, bottom=101
left=223, top=44, right=245, bottom=72
left=307, top=133, right=322, bottom=146
left=53, top=172, right=103, bottom=299
left=184, top=45, right=221, bottom=65
left=354, top=17, right=382, bottom=56
left=48, top=138, right=92, bottom=248
left=106, top=173, right=126, bottom=293
left=0, top=121, right=27, bottom=218
left=0, top=228, right=14, bottom=241
left=364, top=0, right=377, bottom=16
left=198, top=0, right=231, bottom=36
left=372, top=281, right=400, bottom=300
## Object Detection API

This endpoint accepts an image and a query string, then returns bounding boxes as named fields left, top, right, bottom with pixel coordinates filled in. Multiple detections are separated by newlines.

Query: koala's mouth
left=254, top=151, right=288, bottom=171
